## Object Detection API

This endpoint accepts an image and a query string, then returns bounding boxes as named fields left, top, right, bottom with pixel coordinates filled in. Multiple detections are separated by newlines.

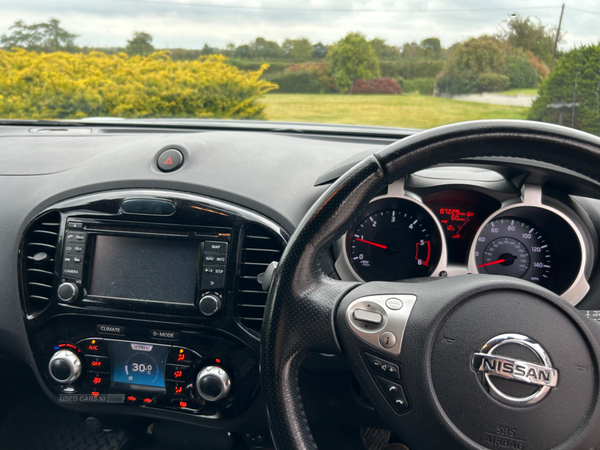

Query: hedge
left=227, top=58, right=288, bottom=76
left=380, top=60, right=445, bottom=79
left=351, top=78, right=401, bottom=94
left=478, top=73, right=510, bottom=92
left=0, top=49, right=277, bottom=119
left=506, top=55, right=539, bottom=89
left=401, top=78, right=435, bottom=95
left=528, top=44, right=600, bottom=135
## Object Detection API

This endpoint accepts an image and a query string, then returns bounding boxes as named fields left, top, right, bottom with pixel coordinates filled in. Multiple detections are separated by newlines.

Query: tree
left=500, top=15, right=562, bottom=65
left=327, top=32, right=380, bottom=93
left=312, top=42, right=328, bottom=59
left=282, top=38, right=312, bottom=62
left=370, top=38, right=401, bottom=60
left=126, top=31, right=155, bottom=56
left=454, top=35, right=507, bottom=73
left=528, top=44, right=600, bottom=135
left=1, top=18, right=78, bottom=51
left=250, top=37, right=282, bottom=59
left=420, top=38, right=442, bottom=58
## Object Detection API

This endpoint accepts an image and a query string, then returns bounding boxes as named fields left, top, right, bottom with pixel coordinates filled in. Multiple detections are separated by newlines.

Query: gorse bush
left=529, top=44, right=600, bottom=136
left=0, top=49, right=277, bottom=119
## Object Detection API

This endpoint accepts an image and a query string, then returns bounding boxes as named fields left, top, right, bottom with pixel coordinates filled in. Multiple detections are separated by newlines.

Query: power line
left=567, top=6, right=600, bottom=16
left=13, top=0, right=562, bottom=14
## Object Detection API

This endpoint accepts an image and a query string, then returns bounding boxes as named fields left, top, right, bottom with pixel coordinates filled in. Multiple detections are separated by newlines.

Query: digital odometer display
left=474, top=217, right=553, bottom=288
left=109, top=341, right=169, bottom=392
left=347, top=199, right=442, bottom=281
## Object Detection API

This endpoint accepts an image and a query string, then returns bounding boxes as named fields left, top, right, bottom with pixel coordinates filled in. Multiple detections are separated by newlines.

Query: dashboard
left=1, top=122, right=600, bottom=448
left=335, top=175, right=594, bottom=305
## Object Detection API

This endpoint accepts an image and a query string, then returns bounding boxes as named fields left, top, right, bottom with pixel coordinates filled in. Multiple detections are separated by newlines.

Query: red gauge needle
left=477, top=259, right=506, bottom=268
left=356, top=238, right=388, bottom=249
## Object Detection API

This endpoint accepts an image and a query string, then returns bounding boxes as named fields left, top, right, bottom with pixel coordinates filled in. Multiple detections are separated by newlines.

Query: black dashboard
left=3, top=121, right=600, bottom=447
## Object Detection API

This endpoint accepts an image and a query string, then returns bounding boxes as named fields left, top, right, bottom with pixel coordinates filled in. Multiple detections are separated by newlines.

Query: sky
left=0, top=0, right=598, bottom=51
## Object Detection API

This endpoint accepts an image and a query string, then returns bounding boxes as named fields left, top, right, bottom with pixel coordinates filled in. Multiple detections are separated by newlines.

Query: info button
left=97, top=324, right=125, bottom=335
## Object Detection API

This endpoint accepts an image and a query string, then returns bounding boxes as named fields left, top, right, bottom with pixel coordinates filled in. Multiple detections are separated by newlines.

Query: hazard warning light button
left=157, top=148, right=184, bottom=172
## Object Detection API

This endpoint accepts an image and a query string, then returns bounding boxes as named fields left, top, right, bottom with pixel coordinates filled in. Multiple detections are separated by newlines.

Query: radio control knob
left=57, top=282, right=79, bottom=303
left=49, top=349, right=82, bottom=385
left=195, top=366, right=231, bottom=402
left=198, top=294, right=222, bottom=316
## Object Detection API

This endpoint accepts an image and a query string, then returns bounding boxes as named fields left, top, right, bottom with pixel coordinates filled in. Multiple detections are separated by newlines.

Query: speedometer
left=346, top=199, right=442, bottom=281
left=474, top=218, right=552, bottom=287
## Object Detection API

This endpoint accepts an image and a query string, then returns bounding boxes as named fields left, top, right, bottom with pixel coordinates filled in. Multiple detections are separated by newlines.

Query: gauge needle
left=477, top=255, right=517, bottom=268
left=356, top=238, right=388, bottom=249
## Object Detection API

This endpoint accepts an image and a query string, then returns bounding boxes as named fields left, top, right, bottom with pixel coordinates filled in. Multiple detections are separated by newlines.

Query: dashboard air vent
left=237, top=224, right=284, bottom=333
left=22, top=211, right=60, bottom=318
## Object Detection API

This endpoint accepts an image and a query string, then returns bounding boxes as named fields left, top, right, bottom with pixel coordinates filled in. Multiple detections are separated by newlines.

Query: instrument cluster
left=337, top=182, right=594, bottom=306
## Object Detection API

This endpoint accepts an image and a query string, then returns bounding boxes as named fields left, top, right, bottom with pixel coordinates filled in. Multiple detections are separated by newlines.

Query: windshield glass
left=1, top=1, right=599, bottom=134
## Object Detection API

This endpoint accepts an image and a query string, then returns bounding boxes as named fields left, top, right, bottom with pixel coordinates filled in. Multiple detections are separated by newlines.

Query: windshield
left=1, top=1, right=599, bottom=134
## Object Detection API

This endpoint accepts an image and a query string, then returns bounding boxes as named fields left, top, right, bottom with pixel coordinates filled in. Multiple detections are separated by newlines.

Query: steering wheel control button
left=364, top=353, right=401, bottom=380
left=379, top=331, right=397, bottom=348
left=385, top=298, right=403, bottom=310
left=472, top=333, right=558, bottom=406
left=157, top=148, right=184, bottom=172
left=353, top=309, right=383, bottom=324
left=377, top=377, right=409, bottom=413
left=57, top=282, right=79, bottom=303
left=346, top=294, right=417, bottom=355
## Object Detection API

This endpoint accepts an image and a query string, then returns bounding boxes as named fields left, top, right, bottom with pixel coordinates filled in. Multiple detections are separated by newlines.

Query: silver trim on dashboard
left=335, top=179, right=450, bottom=282
left=467, top=184, right=593, bottom=305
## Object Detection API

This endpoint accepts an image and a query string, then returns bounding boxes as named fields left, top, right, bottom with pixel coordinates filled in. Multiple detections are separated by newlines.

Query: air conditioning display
left=109, top=340, right=169, bottom=392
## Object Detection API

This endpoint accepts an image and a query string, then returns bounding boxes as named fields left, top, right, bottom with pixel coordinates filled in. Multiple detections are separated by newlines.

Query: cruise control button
left=353, top=309, right=383, bottom=324
left=205, top=241, right=227, bottom=253
left=379, top=331, right=397, bottom=349
left=364, top=352, right=401, bottom=380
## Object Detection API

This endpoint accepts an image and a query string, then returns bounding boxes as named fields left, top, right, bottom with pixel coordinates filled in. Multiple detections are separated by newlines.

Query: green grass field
left=263, top=94, right=529, bottom=129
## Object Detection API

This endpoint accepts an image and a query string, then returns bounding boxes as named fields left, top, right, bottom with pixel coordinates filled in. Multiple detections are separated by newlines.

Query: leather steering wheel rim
left=261, top=120, right=600, bottom=450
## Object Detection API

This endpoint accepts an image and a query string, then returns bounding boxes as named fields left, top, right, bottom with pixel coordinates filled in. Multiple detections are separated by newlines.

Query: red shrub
left=350, top=77, right=402, bottom=94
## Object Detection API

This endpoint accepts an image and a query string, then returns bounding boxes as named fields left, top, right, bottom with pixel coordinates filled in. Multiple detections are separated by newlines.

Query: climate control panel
left=31, top=317, right=260, bottom=419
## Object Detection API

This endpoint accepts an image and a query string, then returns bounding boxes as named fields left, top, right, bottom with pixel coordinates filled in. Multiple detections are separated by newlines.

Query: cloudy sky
left=0, top=0, right=598, bottom=50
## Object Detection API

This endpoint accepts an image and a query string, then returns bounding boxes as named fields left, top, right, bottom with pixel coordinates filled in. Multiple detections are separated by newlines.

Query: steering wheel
left=261, top=120, right=600, bottom=450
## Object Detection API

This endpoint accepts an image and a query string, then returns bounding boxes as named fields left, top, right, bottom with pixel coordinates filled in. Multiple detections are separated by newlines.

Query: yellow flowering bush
left=0, top=49, right=277, bottom=119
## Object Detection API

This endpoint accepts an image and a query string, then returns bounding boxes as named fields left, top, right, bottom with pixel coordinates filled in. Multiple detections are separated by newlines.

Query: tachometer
left=346, top=199, right=442, bottom=281
left=474, top=218, right=552, bottom=286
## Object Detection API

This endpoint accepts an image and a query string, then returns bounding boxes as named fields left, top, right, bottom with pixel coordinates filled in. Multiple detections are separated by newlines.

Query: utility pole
left=550, top=3, right=565, bottom=71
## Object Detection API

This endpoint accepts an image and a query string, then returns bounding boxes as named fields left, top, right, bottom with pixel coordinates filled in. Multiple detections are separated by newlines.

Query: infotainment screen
left=109, top=340, right=169, bottom=392
left=89, top=235, right=200, bottom=304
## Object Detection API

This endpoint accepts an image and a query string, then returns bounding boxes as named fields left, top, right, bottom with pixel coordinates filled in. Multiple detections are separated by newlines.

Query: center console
left=20, top=190, right=286, bottom=421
